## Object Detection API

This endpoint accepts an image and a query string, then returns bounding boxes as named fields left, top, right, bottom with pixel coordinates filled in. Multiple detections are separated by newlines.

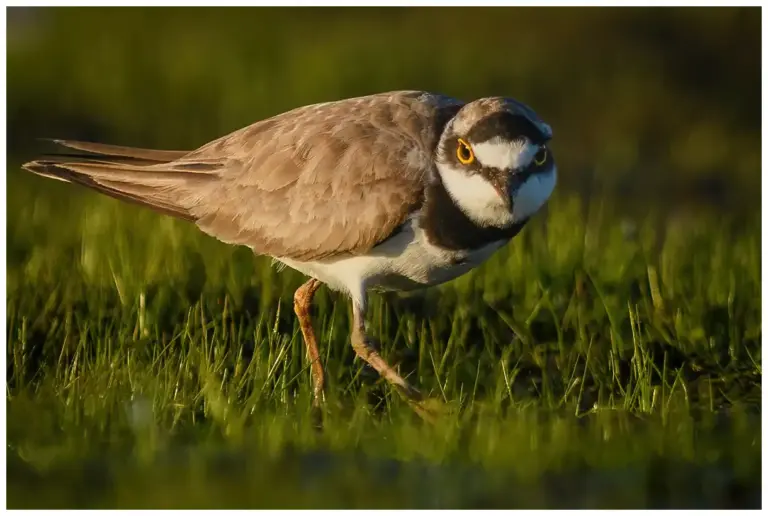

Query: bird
left=22, top=90, right=556, bottom=418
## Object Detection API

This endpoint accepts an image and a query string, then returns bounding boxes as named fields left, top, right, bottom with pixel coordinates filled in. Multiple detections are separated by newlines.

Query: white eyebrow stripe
left=472, top=138, right=537, bottom=170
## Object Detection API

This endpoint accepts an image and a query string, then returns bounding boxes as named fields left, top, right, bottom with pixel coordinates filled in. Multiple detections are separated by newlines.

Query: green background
left=6, top=7, right=761, bottom=509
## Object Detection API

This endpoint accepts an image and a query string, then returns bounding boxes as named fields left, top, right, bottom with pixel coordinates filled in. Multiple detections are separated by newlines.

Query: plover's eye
left=456, top=138, right=475, bottom=165
left=534, top=146, right=548, bottom=166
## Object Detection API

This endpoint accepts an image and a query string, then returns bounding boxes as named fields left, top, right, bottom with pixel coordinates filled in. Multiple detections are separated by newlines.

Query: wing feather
left=188, top=91, right=463, bottom=260
left=24, top=91, right=464, bottom=261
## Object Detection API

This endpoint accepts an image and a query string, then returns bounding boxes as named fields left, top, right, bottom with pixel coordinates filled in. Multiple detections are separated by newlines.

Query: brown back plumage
left=23, top=91, right=464, bottom=260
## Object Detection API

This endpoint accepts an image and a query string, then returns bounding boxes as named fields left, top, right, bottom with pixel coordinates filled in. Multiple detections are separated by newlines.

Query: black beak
left=487, top=172, right=512, bottom=208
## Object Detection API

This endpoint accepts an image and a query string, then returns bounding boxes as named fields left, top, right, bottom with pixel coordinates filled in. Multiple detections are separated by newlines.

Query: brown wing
left=23, top=91, right=463, bottom=261
left=182, top=91, right=463, bottom=261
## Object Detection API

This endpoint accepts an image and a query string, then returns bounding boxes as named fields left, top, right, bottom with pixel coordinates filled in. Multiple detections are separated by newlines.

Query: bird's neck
left=420, top=178, right=528, bottom=251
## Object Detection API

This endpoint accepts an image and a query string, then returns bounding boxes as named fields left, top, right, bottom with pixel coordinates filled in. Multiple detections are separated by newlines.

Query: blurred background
left=8, top=7, right=760, bottom=211
left=6, top=6, right=761, bottom=510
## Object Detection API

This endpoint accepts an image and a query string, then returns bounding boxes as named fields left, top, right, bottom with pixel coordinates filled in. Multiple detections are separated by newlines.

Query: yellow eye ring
left=534, top=147, right=547, bottom=166
left=456, top=138, right=475, bottom=165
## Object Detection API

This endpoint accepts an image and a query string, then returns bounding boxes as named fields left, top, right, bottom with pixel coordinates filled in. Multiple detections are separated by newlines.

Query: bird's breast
left=352, top=216, right=509, bottom=292
left=276, top=216, right=510, bottom=299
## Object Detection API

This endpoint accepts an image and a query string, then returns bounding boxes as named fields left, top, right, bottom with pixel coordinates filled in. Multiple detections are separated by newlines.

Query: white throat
left=512, top=166, right=557, bottom=221
left=436, top=163, right=557, bottom=227
left=436, top=163, right=513, bottom=227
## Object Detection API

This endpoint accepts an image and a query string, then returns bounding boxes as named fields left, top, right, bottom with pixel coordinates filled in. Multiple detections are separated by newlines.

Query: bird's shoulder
left=180, top=90, right=463, bottom=164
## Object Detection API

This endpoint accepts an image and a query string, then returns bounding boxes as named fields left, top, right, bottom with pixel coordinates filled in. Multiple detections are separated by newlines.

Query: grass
left=5, top=168, right=761, bottom=509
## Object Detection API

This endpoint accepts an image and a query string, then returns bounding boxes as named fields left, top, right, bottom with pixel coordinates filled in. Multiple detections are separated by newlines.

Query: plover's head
left=435, top=97, right=556, bottom=228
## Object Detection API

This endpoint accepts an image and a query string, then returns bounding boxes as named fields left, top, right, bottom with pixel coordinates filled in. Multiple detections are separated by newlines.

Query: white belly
left=276, top=217, right=507, bottom=306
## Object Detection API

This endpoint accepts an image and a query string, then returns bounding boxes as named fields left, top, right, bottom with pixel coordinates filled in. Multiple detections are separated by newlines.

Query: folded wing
left=23, top=91, right=463, bottom=261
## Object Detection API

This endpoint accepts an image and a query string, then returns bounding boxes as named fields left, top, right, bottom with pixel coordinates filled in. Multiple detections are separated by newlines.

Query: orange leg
left=293, top=278, right=324, bottom=407
left=350, top=302, right=436, bottom=422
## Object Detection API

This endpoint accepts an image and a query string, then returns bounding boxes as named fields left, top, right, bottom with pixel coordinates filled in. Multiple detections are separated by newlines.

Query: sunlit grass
left=5, top=169, right=761, bottom=508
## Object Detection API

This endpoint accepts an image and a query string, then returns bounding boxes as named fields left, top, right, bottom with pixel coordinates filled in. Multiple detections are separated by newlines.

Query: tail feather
left=48, top=139, right=189, bottom=162
left=22, top=140, right=218, bottom=222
